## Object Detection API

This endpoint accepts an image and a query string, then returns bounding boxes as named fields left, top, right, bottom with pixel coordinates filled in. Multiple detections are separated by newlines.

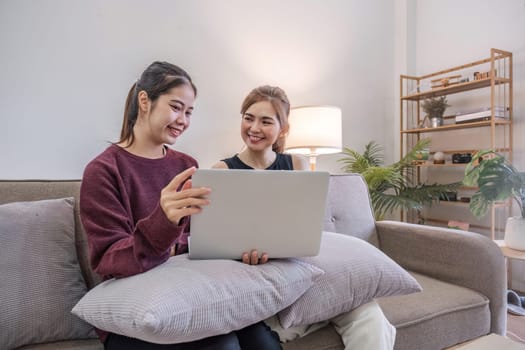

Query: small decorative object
left=433, top=151, right=445, bottom=164
left=439, top=191, right=457, bottom=201
left=431, top=117, right=442, bottom=128
left=473, top=70, right=496, bottom=80
left=421, top=96, right=450, bottom=128
left=452, top=153, right=472, bottom=164
left=431, top=75, right=461, bottom=89
left=459, top=196, right=471, bottom=203
left=414, top=148, right=429, bottom=164
left=463, top=150, right=525, bottom=248
left=448, top=220, right=470, bottom=231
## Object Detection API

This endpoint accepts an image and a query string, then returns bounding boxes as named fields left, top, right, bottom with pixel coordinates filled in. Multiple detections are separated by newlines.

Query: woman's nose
left=249, top=121, right=261, bottom=131
left=175, top=114, right=188, bottom=125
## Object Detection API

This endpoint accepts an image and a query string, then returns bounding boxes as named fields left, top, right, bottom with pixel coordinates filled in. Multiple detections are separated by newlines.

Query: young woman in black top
left=212, top=85, right=396, bottom=350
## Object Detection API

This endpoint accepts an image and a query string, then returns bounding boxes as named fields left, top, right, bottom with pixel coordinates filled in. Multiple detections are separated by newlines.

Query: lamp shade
left=286, top=105, right=342, bottom=155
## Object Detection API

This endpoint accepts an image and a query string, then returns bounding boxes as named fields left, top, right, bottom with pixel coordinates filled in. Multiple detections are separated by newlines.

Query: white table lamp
left=285, top=105, right=342, bottom=170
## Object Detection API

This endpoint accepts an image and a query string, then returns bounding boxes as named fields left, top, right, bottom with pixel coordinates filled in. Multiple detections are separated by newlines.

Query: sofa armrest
left=375, top=220, right=506, bottom=335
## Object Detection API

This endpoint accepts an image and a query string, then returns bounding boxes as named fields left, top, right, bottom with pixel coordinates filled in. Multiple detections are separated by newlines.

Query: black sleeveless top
left=221, top=153, right=294, bottom=170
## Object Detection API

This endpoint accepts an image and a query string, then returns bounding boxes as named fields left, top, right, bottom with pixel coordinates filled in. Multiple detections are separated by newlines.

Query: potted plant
left=339, top=138, right=460, bottom=220
left=463, top=150, right=525, bottom=250
left=421, top=96, right=450, bottom=127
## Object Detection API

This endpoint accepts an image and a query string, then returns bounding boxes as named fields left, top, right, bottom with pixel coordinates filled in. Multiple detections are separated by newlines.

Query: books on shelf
left=455, top=106, right=508, bottom=123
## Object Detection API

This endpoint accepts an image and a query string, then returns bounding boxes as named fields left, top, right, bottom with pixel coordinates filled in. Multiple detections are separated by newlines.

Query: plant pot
left=430, top=117, right=443, bottom=128
left=504, top=216, right=525, bottom=251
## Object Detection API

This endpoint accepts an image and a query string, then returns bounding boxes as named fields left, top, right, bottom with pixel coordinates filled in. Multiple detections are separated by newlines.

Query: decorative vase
left=504, top=216, right=525, bottom=251
left=414, top=148, right=430, bottom=164
left=430, top=116, right=443, bottom=128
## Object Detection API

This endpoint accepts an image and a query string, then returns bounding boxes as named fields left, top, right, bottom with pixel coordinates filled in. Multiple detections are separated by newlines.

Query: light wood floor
left=508, top=313, right=525, bottom=344
left=445, top=313, right=525, bottom=349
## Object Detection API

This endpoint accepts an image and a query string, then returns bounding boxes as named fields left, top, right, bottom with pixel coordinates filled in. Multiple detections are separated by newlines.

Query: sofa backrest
left=0, top=174, right=378, bottom=290
left=323, top=174, right=378, bottom=246
left=0, top=180, right=100, bottom=290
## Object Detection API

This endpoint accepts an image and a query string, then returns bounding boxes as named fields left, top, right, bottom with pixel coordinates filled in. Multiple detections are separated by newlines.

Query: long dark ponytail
left=118, top=61, right=197, bottom=146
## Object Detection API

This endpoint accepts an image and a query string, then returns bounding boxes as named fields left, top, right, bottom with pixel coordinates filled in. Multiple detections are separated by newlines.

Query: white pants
left=265, top=300, right=396, bottom=350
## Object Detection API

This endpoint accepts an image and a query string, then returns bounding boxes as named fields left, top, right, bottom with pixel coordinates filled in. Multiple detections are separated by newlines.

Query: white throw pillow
left=278, top=232, right=422, bottom=328
left=72, top=254, right=323, bottom=344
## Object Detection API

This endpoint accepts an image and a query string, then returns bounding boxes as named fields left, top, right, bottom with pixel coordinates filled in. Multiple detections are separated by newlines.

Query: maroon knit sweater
left=79, top=144, right=197, bottom=342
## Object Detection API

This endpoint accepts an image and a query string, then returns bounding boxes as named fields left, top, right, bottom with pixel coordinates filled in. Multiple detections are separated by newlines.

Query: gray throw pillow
left=72, top=254, right=323, bottom=344
left=278, top=231, right=422, bottom=328
left=0, top=198, right=95, bottom=350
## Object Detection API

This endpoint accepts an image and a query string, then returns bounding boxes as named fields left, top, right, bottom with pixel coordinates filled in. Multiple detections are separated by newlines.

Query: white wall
left=0, top=0, right=395, bottom=178
left=413, top=0, right=525, bottom=171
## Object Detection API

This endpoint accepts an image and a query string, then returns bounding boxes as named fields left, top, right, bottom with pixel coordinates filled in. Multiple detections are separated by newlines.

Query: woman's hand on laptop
left=160, top=167, right=211, bottom=225
left=242, top=250, right=269, bottom=265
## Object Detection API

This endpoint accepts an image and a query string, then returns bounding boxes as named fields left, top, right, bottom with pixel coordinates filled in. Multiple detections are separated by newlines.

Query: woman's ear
left=137, top=90, right=150, bottom=113
left=279, top=124, right=290, bottom=138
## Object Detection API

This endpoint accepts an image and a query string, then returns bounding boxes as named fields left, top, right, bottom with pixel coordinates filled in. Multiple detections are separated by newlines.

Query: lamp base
left=309, top=155, right=317, bottom=171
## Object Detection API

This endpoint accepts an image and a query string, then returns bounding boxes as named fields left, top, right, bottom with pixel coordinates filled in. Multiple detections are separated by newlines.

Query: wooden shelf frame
left=401, top=77, right=511, bottom=101
left=422, top=218, right=506, bottom=235
left=401, top=119, right=511, bottom=134
left=399, top=48, right=513, bottom=239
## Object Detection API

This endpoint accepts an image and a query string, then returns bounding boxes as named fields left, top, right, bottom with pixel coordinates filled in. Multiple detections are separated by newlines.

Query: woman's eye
left=171, top=105, right=181, bottom=112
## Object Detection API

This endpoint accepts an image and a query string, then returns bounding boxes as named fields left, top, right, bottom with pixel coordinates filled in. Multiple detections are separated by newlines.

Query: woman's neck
left=238, top=148, right=276, bottom=169
left=117, top=141, right=166, bottom=159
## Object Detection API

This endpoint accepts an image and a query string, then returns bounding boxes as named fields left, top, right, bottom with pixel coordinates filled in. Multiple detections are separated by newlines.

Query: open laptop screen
left=188, top=169, right=329, bottom=259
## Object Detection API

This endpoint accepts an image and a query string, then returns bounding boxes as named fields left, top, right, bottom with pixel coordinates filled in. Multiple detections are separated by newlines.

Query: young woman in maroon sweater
left=80, top=62, right=282, bottom=350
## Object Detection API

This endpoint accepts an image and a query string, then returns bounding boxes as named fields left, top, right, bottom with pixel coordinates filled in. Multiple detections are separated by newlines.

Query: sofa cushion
left=72, top=254, right=323, bottom=344
left=323, top=174, right=378, bottom=245
left=0, top=198, right=95, bottom=350
left=0, top=180, right=100, bottom=290
left=278, top=232, right=422, bottom=328
left=17, top=339, right=103, bottom=350
left=377, top=272, right=490, bottom=350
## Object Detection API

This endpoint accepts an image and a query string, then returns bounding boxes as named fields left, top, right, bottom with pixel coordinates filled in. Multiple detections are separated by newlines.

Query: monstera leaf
left=463, top=150, right=525, bottom=218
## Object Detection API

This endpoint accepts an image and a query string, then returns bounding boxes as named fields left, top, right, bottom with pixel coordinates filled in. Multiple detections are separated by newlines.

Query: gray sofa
left=0, top=174, right=506, bottom=350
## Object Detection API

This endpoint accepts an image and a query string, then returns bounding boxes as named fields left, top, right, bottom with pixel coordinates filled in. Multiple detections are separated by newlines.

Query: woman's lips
left=168, top=126, right=182, bottom=137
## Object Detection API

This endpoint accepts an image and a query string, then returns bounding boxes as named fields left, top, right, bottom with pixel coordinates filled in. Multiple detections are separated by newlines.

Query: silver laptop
left=189, top=169, right=330, bottom=259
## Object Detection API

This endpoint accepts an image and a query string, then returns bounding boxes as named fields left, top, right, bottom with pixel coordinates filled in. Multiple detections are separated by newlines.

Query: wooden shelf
left=415, top=162, right=467, bottom=167
left=435, top=201, right=470, bottom=207
left=495, top=240, right=525, bottom=261
left=399, top=49, right=513, bottom=239
left=423, top=218, right=505, bottom=233
left=401, top=77, right=511, bottom=101
left=435, top=200, right=510, bottom=209
left=401, top=119, right=511, bottom=134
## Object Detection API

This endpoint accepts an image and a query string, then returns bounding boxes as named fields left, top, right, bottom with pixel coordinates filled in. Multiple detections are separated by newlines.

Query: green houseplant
left=463, top=150, right=525, bottom=250
left=421, top=96, right=450, bottom=127
left=339, top=138, right=459, bottom=220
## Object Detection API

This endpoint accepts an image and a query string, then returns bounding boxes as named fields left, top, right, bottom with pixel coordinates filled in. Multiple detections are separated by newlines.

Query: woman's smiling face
left=143, top=84, right=195, bottom=146
left=241, top=101, right=282, bottom=152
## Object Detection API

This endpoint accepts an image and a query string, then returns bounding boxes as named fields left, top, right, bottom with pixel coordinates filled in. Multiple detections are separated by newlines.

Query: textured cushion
left=278, top=232, right=422, bottom=328
left=72, top=254, right=323, bottom=344
left=0, top=198, right=95, bottom=350
left=323, top=174, right=378, bottom=245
